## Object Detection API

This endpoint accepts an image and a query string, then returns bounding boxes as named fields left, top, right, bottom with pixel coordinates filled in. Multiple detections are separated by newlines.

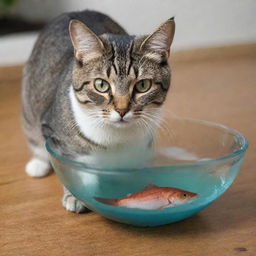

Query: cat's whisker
left=146, top=111, right=177, bottom=140
left=137, top=118, right=156, bottom=143
left=152, top=117, right=175, bottom=142
left=138, top=113, right=162, bottom=131
left=139, top=114, right=162, bottom=131
left=143, top=112, right=172, bottom=134
left=135, top=110, right=162, bottom=122
left=139, top=118, right=160, bottom=144
left=138, top=112, right=175, bottom=142
left=139, top=112, right=163, bottom=123
left=143, top=109, right=172, bottom=127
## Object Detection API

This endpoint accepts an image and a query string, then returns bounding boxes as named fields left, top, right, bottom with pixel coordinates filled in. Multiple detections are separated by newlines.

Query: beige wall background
left=13, top=0, right=256, bottom=50
left=1, top=0, right=255, bottom=65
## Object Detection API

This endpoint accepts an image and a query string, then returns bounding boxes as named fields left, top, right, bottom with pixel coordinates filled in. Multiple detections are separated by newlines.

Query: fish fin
left=159, top=204, right=173, bottom=210
left=94, top=197, right=117, bottom=206
left=144, top=184, right=158, bottom=190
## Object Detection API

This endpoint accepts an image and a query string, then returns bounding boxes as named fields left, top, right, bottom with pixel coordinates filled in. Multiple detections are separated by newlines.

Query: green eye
left=94, top=79, right=110, bottom=93
left=135, top=79, right=152, bottom=93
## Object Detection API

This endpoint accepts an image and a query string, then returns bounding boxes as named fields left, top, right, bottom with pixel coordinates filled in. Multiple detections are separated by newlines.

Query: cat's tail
left=94, top=197, right=118, bottom=206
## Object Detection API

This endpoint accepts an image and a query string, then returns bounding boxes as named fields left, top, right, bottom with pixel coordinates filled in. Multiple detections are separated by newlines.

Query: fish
left=94, top=184, right=198, bottom=210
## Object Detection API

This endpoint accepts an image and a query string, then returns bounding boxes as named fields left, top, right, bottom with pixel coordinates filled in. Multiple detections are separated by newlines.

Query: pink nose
left=115, top=108, right=129, bottom=118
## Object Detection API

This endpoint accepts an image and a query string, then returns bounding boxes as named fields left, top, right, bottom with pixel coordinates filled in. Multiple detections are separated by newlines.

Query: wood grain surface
left=1, top=54, right=256, bottom=256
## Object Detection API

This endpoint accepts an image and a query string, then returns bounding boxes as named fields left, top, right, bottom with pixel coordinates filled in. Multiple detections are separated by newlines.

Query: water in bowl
left=56, top=155, right=244, bottom=226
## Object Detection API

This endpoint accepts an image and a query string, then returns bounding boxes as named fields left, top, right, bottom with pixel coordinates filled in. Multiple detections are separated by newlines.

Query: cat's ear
left=140, top=18, right=175, bottom=60
left=69, top=19, right=104, bottom=63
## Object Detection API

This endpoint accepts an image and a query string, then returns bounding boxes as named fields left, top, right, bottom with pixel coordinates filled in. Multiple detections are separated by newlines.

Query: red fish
left=94, top=184, right=198, bottom=210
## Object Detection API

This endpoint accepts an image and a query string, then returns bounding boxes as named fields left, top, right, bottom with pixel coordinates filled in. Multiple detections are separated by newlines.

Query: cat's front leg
left=62, top=186, right=90, bottom=213
left=25, top=143, right=52, bottom=178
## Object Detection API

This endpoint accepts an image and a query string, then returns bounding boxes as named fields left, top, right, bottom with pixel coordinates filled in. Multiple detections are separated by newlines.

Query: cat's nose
left=115, top=108, right=129, bottom=118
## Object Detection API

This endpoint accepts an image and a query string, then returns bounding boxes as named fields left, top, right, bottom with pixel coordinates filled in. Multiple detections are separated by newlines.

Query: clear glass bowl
left=46, top=117, right=248, bottom=227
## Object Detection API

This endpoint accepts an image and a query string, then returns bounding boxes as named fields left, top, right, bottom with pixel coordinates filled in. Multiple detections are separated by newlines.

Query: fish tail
left=94, top=197, right=118, bottom=206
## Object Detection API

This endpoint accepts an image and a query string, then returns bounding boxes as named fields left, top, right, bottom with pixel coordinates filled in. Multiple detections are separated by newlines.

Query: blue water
left=55, top=158, right=243, bottom=227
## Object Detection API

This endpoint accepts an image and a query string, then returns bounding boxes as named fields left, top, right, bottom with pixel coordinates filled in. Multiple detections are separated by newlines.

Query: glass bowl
left=46, top=117, right=248, bottom=227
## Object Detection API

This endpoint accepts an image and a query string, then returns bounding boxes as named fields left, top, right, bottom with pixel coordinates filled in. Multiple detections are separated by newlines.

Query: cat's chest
left=74, top=142, right=153, bottom=169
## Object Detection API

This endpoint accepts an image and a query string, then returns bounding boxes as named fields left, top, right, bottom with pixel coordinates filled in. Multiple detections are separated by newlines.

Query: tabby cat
left=21, top=10, right=175, bottom=213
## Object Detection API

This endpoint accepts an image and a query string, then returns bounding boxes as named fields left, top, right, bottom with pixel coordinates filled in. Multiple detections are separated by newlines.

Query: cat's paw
left=25, top=158, right=51, bottom=178
left=62, top=194, right=90, bottom=213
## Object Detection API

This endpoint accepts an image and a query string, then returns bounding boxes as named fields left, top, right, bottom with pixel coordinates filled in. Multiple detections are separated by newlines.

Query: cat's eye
left=135, top=79, right=152, bottom=93
left=94, top=79, right=110, bottom=93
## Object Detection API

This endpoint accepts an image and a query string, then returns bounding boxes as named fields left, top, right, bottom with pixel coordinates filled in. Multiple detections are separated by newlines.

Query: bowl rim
left=45, top=117, right=248, bottom=174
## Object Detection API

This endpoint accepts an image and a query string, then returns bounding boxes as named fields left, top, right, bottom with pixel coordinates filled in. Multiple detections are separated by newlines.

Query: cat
left=21, top=10, right=175, bottom=213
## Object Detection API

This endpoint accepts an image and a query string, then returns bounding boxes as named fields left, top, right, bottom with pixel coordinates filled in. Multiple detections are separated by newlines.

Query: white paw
left=62, top=194, right=89, bottom=213
left=25, top=158, right=51, bottom=178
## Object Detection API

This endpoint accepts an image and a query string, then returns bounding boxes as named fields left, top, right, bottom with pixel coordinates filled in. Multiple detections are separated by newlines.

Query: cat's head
left=69, top=18, right=175, bottom=144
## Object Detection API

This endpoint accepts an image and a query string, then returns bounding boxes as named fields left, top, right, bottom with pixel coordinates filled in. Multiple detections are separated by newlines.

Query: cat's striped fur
left=21, top=10, right=175, bottom=213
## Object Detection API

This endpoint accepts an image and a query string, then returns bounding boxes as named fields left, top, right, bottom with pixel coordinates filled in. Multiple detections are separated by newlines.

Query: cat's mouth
left=112, top=119, right=130, bottom=127
left=104, top=109, right=135, bottom=127
left=106, top=117, right=134, bottom=128
left=117, top=119, right=127, bottom=123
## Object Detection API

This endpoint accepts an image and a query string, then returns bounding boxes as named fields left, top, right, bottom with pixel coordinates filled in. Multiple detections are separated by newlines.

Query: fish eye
left=94, top=79, right=110, bottom=93
left=135, top=79, right=152, bottom=93
left=183, top=193, right=187, bottom=197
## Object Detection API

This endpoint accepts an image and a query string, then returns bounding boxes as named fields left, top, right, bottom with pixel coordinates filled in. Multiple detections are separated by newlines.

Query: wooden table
left=1, top=54, right=256, bottom=256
